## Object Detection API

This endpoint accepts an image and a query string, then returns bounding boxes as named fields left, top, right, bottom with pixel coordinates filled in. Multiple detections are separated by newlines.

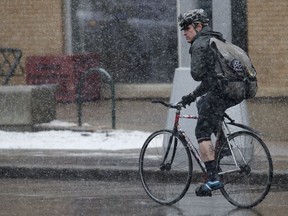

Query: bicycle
left=139, top=100, right=273, bottom=208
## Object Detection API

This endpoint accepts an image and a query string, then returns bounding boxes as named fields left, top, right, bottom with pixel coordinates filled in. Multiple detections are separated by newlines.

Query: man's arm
left=190, top=44, right=209, bottom=81
left=190, top=41, right=216, bottom=97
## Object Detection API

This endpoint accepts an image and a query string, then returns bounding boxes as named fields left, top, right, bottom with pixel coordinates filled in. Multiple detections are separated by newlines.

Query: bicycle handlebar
left=151, top=100, right=261, bottom=135
left=152, top=100, right=235, bottom=122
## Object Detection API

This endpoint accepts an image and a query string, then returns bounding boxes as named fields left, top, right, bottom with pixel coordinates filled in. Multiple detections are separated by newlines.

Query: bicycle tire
left=139, top=129, right=193, bottom=205
left=216, top=131, right=273, bottom=208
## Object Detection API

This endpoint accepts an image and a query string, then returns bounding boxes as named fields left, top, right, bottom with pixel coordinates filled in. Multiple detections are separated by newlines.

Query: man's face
left=183, top=24, right=201, bottom=43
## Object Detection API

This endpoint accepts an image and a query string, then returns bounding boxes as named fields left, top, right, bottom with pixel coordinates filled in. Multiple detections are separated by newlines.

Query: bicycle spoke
left=217, top=131, right=273, bottom=208
left=139, top=130, right=192, bottom=205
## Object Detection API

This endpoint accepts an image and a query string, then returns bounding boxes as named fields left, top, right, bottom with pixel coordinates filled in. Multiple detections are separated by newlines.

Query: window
left=70, top=0, right=177, bottom=83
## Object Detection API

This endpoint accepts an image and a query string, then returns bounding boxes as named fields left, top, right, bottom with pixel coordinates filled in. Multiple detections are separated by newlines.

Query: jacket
left=189, top=26, right=225, bottom=97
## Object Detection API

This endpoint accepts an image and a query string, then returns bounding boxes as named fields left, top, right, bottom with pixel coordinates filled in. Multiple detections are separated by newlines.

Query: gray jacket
left=189, top=26, right=225, bottom=97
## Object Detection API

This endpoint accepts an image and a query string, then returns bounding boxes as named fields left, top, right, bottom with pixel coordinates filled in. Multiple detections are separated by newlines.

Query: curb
left=0, top=166, right=139, bottom=182
left=1, top=166, right=286, bottom=189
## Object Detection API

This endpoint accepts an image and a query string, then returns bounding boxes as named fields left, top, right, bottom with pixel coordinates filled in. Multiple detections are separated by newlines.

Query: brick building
left=247, top=0, right=288, bottom=97
left=0, top=0, right=287, bottom=97
left=0, top=0, right=63, bottom=84
left=0, top=0, right=64, bottom=61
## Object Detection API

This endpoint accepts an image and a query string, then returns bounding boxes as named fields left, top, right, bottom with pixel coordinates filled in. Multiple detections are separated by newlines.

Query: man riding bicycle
left=178, top=9, right=244, bottom=196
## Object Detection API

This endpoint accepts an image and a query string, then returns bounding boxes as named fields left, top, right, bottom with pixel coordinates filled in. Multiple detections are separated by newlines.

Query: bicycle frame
left=171, top=106, right=253, bottom=177
left=219, top=121, right=248, bottom=175
left=171, top=108, right=207, bottom=173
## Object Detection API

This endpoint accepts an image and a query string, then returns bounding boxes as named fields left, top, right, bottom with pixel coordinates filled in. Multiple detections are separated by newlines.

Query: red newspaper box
left=26, top=53, right=100, bottom=103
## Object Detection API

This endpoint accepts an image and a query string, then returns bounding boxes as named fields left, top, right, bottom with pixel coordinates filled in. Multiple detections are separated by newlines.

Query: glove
left=181, top=93, right=196, bottom=108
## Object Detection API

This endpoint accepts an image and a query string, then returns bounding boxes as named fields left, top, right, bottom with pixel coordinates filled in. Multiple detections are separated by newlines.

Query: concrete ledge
left=0, top=85, right=56, bottom=130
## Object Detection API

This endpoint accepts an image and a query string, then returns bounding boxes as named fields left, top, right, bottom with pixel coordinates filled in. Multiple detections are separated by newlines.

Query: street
left=0, top=179, right=287, bottom=216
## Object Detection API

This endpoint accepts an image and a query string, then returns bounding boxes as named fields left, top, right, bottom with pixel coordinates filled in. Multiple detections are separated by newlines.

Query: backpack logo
left=229, top=59, right=244, bottom=72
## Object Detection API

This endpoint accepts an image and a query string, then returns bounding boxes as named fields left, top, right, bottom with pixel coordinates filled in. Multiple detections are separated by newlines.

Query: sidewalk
left=0, top=84, right=287, bottom=188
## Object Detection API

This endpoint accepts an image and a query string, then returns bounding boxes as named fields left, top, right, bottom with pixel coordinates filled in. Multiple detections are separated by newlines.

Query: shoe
left=195, top=180, right=224, bottom=197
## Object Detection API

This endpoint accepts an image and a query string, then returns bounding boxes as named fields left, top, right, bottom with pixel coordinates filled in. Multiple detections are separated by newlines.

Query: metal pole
left=77, top=67, right=116, bottom=129
left=111, top=76, right=116, bottom=129
left=96, top=68, right=116, bottom=129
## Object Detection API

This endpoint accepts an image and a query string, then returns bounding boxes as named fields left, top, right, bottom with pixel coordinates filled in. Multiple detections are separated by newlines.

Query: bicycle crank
left=239, top=165, right=251, bottom=175
left=160, top=163, right=171, bottom=171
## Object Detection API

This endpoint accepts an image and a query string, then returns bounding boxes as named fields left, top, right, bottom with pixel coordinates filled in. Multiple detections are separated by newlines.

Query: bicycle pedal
left=195, top=190, right=212, bottom=197
left=195, top=186, right=212, bottom=197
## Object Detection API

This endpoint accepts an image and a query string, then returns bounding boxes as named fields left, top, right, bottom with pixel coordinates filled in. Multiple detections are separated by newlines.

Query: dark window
left=198, top=0, right=213, bottom=28
left=231, top=0, right=248, bottom=52
left=71, top=0, right=177, bottom=83
left=198, top=0, right=248, bottom=52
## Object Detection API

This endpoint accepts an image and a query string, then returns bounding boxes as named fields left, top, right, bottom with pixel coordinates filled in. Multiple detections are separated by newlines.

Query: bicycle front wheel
left=139, top=129, right=192, bottom=205
left=217, top=131, right=273, bottom=208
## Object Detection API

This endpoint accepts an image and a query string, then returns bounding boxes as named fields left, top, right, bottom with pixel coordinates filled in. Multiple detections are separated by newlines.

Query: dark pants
left=195, top=92, right=243, bottom=142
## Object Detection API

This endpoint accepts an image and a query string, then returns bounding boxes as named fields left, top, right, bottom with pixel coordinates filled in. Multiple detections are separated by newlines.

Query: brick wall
left=1, top=0, right=287, bottom=96
left=247, top=0, right=288, bottom=97
left=0, top=0, right=64, bottom=84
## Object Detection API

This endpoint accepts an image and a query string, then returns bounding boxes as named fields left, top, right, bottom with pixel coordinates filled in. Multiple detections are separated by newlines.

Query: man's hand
left=181, top=93, right=196, bottom=108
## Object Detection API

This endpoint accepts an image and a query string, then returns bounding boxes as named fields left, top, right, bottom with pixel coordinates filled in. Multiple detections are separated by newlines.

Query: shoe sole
left=195, top=183, right=224, bottom=197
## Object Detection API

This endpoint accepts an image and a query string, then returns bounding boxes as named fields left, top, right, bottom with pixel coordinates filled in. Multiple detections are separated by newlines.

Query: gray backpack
left=210, top=37, right=257, bottom=100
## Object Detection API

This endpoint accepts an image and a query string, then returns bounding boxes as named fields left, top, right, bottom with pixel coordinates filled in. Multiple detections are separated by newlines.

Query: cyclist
left=178, top=9, right=244, bottom=196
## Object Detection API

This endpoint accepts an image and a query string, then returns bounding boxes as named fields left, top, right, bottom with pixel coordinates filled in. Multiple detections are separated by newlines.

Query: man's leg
left=195, top=94, right=224, bottom=196
left=195, top=140, right=223, bottom=196
left=199, top=140, right=215, bottom=162
left=199, top=140, right=220, bottom=180
left=199, top=140, right=217, bottom=180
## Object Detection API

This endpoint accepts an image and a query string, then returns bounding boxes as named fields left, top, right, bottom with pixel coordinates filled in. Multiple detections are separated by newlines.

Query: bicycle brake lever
left=151, top=100, right=170, bottom=108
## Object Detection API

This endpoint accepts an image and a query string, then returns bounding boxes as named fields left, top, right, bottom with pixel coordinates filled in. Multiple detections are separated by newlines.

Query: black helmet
left=178, top=9, right=209, bottom=30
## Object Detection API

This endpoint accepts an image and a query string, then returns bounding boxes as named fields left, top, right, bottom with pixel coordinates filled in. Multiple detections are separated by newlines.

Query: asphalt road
left=0, top=178, right=287, bottom=216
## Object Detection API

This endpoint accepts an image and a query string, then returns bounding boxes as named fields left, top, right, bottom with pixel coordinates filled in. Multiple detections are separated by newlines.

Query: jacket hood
left=191, top=26, right=225, bottom=44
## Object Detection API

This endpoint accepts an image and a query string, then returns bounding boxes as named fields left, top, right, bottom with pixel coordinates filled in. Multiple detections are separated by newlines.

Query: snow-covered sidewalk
left=0, top=121, right=151, bottom=151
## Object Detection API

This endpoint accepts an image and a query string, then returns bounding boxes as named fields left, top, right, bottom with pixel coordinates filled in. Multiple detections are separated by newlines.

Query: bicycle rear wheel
left=139, top=129, right=192, bottom=205
left=217, top=131, right=273, bottom=208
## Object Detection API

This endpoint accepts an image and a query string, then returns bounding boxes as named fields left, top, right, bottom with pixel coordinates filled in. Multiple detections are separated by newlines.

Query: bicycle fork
left=160, top=134, right=178, bottom=171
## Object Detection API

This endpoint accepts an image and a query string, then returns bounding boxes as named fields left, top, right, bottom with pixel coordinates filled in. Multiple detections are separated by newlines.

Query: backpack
left=210, top=37, right=257, bottom=100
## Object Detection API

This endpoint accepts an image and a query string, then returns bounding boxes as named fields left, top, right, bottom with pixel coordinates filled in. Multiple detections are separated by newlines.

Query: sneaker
left=195, top=180, right=224, bottom=197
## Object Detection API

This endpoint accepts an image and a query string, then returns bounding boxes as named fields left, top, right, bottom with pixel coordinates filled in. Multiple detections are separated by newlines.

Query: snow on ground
left=0, top=130, right=151, bottom=150
left=0, top=121, right=152, bottom=151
